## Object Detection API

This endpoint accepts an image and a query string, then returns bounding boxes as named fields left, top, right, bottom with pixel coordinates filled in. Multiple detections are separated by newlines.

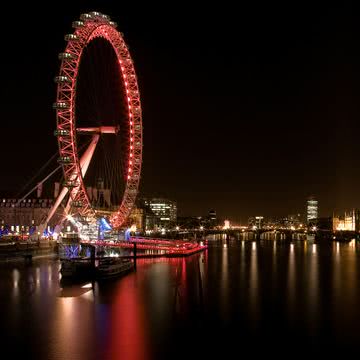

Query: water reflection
left=220, top=240, right=229, bottom=322
left=249, top=241, right=259, bottom=331
left=287, top=242, right=295, bottom=317
left=2, top=240, right=360, bottom=357
left=308, top=242, right=319, bottom=334
left=103, top=274, right=150, bottom=360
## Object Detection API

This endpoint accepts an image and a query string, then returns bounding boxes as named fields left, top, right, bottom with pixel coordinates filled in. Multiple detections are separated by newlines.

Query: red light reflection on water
left=105, top=273, right=150, bottom=360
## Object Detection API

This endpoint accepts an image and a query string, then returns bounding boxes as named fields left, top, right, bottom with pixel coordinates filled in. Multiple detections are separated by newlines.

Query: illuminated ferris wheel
left=49, top=11, right=142, bottom=230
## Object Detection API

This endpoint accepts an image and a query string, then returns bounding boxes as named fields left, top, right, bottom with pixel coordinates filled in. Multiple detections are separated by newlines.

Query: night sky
left=0, top=1, right=360, bottom=223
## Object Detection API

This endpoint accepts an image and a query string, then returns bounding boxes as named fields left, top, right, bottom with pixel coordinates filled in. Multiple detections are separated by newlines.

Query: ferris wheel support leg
left=35, top=134, right=100, bottom=239
left=63, top=134, right=100, bottom=217
left=32, top=185, right=70, bottom=239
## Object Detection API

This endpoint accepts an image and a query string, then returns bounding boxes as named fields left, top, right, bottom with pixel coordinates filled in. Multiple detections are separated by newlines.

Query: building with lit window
left=248, top=216, right=264, bottom=229
left=306, top=197, right=318, bottom=223
left=208, top=209, right=217, bottom=228
left=0, top=198, right=62, bottom=237
left=143, top=198, right=177, bottom=228
left=333, top=209, right=360, bottom=232
left=127, top=207, right=144, bottom=232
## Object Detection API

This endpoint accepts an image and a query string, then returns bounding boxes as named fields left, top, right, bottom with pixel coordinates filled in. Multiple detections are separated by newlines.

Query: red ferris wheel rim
left=54, top=11, right=142, bottom=229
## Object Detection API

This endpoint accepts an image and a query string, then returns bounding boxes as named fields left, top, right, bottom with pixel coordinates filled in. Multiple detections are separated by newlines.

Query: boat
left=60, top=258, right=95, bottom=280
left=96, top=257, right=134, bottom=279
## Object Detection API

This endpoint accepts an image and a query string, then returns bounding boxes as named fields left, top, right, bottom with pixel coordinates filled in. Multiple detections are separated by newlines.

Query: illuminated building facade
left=306, top=197, right=318, bottom=223
left=208, top=209, right=217, bottom=228
left=144, top=198, right=177, bottom=227
left=223, top=219, right=230, bottom=229
left=127, top=207, right=144, bottom=232
left=0, top=198, right=62, bottom=236
left=333, top=209, right=360, bottom=232
left=248, top=216, right=264, bottom=229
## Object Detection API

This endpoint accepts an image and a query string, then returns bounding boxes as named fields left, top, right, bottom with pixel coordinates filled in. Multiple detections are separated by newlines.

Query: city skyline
left=1, top=1, right=360, bottom=222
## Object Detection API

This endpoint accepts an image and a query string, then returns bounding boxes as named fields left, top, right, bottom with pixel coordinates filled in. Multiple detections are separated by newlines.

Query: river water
left=1, top=238, right=360, bottom=359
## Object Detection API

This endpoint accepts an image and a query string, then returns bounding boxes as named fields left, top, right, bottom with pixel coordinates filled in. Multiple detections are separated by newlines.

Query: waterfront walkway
left=0, top=240, right=57, bottom=261
left=81, top=236, right=207, bottom=257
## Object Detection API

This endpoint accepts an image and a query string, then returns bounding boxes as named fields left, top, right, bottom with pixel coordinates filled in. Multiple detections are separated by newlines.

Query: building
left=306, top=196, right=318, bottom=223
left=0, top=198, right=62, bottom=236
left=248, top=216, right=264, bottom=229
left=287, top=214, right=302, bottom=227
left=177, top=216, right=204, bottom=230
left=127, top=207, right=145, bottom=233
left=208, top=209, right=217, bottom=228
left=223, top=219, right=231, bottom=229
left=314, top=217, right=333, bottom=231
left=143, top=198, right=177, bottom=228
left=333, top=209, right=360, bottom=232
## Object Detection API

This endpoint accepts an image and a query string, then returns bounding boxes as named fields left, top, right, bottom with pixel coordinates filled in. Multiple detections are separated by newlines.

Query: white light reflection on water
left=249, top=240, right=259, bottom=331
left=332, top=239, right=357, bottom=343
left=220, top=240, right=229, bottom=322
left=51, top=296, right=95, bottom=359
left=36, top=267, right=40, bottom=287
left=81, top=283, right=93, bottom=289
left=287, top=242, right=296, bottom=318
left=12, top=269, right=20, bottom=298
left=312, top=244, right=317, bottom=254
left=307, top=239, right=319, bottom=338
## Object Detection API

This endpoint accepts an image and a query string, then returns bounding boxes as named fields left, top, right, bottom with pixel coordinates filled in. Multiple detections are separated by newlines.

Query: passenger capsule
left=72, top=20, right=84, bottom=28
left=54, top=129, right=70, bottom=136
left=58, top=52, right=74, bottom=60
left=57, top=156, right=72, bottom=164
left=54, top=76, right=71, bottom=84
left=64, top=34, right=78, bottom=41
left=89, top=11, right=101, bottom=17
left=109, top=21, right=117, bottom=28
left=80, top=13, right=92, bottom=21
left=53, top=102, right=70, bottom=109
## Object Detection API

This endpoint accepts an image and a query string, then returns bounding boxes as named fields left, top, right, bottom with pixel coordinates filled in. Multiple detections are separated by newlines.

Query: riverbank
left=0, top=241, right=58, bottom=262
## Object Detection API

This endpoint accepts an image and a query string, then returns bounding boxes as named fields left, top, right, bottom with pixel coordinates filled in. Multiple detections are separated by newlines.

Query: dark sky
left=0, top=1, right=360, bottom=223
